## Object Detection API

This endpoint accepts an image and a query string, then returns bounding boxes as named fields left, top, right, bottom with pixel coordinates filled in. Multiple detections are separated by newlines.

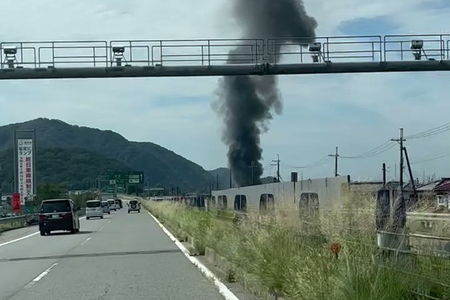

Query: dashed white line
left=80, top=237, right=91, bottom=246
left=97, top=226, right=104, bottom=232
left=146, top=211, right=240, bottom=300
left=24, top=263, right=58, bottom=288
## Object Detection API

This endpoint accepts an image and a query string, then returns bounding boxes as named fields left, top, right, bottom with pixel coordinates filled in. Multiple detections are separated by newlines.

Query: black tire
left=71, top=227, right=76, bottom=234
left=138, top=210, right=140, bottom=213
left=46, top=231, right=51, bottom=235
left=40, top=231, right=45, bottom=236
left=128, top=211, right=130, bottom=214
left=100, top=216, right=104, bottom=219
left=87, top=217, right=90, bottom=220
left=108, top=212, right=110, bottom=214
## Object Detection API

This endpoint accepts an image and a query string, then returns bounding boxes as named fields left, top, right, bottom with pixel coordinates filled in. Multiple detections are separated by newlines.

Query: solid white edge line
left=146, top=211, right=240, bottom=300
left=0, top=216, right=87, bottom=248
left=0, top=232, right=39, bottom=247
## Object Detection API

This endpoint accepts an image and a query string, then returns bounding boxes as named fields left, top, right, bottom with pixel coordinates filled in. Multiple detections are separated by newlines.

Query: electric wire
left=411, top=151, right=450, bottom=165
left=284, top=156, right=332, bottom=169
left=278, top=121, right=450, bottom=170
left=404, top=122, right=450, bottom=140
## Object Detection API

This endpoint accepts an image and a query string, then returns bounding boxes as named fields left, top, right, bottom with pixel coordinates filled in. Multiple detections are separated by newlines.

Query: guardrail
left=0, top=33, right=449, bottom=69
left=0, top=208, right=87, bottom=233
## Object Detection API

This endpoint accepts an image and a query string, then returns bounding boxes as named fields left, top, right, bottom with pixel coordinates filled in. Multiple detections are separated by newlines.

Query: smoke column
left=214, top=0, right=318, bottom=187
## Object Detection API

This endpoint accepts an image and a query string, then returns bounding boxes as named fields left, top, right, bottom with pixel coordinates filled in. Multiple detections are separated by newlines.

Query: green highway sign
left=105, top=171, right=144, bottom=184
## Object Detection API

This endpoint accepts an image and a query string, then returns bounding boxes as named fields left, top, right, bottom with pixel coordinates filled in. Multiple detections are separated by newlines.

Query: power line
left=411, top=150, right=450, bottom=164
left=284, top=156, right=332, bottom=169
left=404, top=121, right=450, bottom=140
left=278, top=121, right=450, bottom=172
left=340, top=121, right=450, bottom=159
left=340, top=141, right=396, bottom=159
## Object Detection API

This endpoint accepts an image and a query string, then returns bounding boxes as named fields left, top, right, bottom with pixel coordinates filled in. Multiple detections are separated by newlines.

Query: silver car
left=86, top=200, right=103, bottom=220
left=101, top=201, right=111, bottom=214
left=107, top=199, right=117, bottom=211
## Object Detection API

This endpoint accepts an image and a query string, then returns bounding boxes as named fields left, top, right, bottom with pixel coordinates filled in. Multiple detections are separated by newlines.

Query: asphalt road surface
left=0, top=204, right=226, bottom=300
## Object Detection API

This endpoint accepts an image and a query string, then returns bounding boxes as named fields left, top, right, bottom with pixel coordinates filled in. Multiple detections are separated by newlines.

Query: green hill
left=0, top=118, right=213, bottom=192
left=0, top=147, right=131, bottom=191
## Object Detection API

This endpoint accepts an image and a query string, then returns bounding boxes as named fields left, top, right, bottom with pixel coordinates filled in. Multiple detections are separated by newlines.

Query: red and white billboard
left=17, top=139, right=34, bottom=205
left=12, top=193, right=21, bottom=213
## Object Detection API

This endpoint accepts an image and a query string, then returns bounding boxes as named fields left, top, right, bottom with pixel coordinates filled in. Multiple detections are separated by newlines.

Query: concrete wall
left=211, top=175, right=350, bottom=212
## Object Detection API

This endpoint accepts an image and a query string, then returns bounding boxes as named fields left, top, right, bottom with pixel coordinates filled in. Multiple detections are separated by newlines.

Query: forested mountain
left=0, top=118, right=213, bottom=192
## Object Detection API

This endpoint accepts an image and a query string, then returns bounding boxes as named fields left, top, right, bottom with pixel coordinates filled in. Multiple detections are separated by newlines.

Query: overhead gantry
left=0, top=34, right=450, bottom=80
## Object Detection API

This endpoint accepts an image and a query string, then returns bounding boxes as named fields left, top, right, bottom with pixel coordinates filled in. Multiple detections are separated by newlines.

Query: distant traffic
left=38, top=196, right=138, bottom=236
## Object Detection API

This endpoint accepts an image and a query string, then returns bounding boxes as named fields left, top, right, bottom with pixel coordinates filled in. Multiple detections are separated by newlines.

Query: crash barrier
left=0, top=208, right=86, bottom=233
left=375, top=189, right=450, bottom=257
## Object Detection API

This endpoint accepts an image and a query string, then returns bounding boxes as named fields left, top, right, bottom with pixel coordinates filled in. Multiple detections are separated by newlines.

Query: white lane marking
left=0, top=216, right=87, bottom=248
left=80, top=237, right=91, bottom=246
left=97, top=226, right=104, bottom=232
left=0, top=232, right=39, bottom=247
left=108, top=220, right=111, bottom=223
left=24, top=263, right=58, bottom=288
left=146, top=211, right=240, bottom=300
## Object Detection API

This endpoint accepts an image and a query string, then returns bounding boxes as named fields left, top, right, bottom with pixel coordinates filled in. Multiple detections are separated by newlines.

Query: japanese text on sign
left=17, top=139, right=34, bottom=205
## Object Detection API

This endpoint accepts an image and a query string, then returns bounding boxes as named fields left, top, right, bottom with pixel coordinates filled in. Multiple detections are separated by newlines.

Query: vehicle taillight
left=62, top=212, right=73, bottom=218
left=39, top=214, right=48, bottom=221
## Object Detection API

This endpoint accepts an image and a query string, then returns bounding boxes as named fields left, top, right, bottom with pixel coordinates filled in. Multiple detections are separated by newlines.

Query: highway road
left=0, top=203, right=226, bottom=300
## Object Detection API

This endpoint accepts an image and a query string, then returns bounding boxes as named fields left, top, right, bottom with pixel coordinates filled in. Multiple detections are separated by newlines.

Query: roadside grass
left=143, top=195, right=450, bottom=300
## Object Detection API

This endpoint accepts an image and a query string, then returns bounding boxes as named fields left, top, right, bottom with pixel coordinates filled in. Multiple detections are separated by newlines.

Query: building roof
left=417, top=178, right=450, bottom=192
left=434, top=178, right=450, bottom=192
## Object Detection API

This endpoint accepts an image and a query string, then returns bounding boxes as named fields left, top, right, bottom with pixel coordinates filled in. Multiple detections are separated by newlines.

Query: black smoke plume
left=214, top=0, right=318, bottom=187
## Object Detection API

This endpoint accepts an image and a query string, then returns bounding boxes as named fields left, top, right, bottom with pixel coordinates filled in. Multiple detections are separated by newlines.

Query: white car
left=107, top=199, right=117, bottom=211
left=86, top=200, right=104, bottom=219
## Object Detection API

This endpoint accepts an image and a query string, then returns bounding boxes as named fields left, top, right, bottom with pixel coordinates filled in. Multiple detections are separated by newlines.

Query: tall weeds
left=143, top=194, right=450, bottom=300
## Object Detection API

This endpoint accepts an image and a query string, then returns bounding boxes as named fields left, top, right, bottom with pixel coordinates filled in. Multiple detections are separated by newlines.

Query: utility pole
left=270, top=156, right=280, bottom=182
left=382, top=163, right=386, bottom=188
left=390, top=128, right=406, bottom=233
left=391, top=128, right=405, bottom=201
left=216, top=174, right=219, bottom=191
left=328, top=147, right=339, bottom=177
left=277, top=154, right=280, bottom=182
left=251, top=161, right=255, bottom=185
left=229, top=169, right=232, bottom=188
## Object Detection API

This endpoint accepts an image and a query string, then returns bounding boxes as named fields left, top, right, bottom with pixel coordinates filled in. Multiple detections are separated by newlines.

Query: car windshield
left=130, top=201, right=137, bottom=204
left=86, top=201, right=101, bottom=208
left=101, top=202, right=109, bottom=207
left=41, top=200, right=71, bottom=213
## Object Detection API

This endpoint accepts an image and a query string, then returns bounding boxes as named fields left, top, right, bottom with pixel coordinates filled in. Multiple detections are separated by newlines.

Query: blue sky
left=0, top=0, right=449, bottom=183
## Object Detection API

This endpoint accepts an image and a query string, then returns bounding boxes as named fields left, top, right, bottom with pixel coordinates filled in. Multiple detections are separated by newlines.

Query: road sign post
left=103, top=171, right=144, bottom=195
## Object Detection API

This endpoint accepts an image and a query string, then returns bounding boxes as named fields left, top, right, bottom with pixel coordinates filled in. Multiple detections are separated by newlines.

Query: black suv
left=39, top=199, right=81, bottom=236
